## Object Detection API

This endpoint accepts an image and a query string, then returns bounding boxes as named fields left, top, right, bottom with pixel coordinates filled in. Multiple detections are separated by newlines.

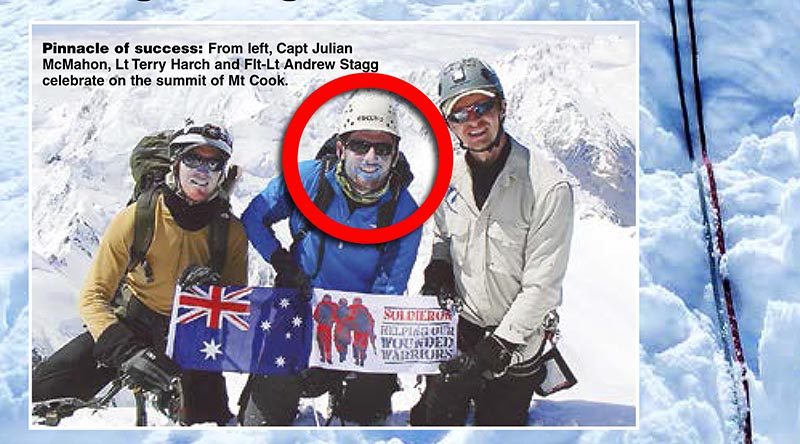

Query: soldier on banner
left=240, top=90, right=422, bottom=425
left=349, top=297, right=376, bottom=367
left=334, top=298, right=353, bottom=363
left=313, top=294, right=338, bottom=364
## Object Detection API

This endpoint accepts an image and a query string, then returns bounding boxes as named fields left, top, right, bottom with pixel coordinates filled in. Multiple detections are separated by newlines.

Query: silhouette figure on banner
left=349, top=297, right=376, bottom=367
left=334, top=298, right=352, bottom=363
left=312, top=294, right=338, bottom=364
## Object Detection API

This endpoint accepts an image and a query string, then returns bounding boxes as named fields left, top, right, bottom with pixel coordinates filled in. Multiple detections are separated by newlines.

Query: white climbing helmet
left=338, top=90, right=400, bottom=138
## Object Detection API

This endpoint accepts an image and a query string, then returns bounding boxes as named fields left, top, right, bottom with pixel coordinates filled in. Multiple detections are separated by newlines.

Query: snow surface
left=0, top=0, right=798, bottom=443
left=28, top=23, right=637, bottom=429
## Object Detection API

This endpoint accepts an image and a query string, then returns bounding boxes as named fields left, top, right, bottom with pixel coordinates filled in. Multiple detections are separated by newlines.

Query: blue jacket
left=242, top=160, right=422, bottom=295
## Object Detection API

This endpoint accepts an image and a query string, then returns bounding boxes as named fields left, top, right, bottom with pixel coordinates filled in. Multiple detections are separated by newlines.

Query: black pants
left=240, top=372, right=398, bottom=426
left=32, top=299, right=233, bottom=425
left=410, top=317, right=542, bottom=426
left=240, top=374, right=303, bottom=425
left=32, top=331, right=117, bottom=402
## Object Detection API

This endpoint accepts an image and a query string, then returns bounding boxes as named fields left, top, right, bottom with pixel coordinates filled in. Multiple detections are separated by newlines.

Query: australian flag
left=166, top=285, right=312, bottom=375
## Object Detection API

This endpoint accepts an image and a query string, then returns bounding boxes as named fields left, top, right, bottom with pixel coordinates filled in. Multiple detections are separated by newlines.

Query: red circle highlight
left=282, top=73, right=453, bottom=244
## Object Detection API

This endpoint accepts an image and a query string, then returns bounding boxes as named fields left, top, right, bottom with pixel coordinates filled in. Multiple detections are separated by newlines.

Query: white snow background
left=0, top=1, right=797, bottom=444
left=29, top=23, right=637, bottom=428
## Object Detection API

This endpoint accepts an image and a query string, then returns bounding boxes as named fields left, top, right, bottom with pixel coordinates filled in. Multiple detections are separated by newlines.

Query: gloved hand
left=270, top=248, right=312, bottom=300
left=121, top=348, right=182, bottom=394
left=94, top=322, right=148, bottom=369
left=298, top=368, right=347, bottom=398
left=421, top=259, right=461, bottom=312
left=439, top=334, right=514, bottom=386
left=179, top=264, right=221, bottom=291
left=93, top=322, right=181, bottom=393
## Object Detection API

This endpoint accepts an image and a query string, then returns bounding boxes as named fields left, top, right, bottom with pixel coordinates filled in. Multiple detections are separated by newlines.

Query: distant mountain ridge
left=497, top=38, right=636, bottom=226
left=31, top=36, right=636, bottom=282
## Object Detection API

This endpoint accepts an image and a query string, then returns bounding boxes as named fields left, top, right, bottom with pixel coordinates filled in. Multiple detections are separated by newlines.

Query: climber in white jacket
left=411, top=57, right=574, bottom=426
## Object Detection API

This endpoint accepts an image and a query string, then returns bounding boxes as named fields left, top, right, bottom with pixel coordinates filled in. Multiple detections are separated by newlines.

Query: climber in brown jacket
left=33, top=123, right=248, bottom=426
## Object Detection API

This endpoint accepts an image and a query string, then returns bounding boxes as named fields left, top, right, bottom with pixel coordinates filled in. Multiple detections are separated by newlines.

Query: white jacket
left=432, top=136, right=574, bottom=363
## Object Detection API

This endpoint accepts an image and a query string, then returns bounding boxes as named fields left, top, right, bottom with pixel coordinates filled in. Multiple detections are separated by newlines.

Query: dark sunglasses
left=345, top=139, right=396, bottom=157
left=447, top=98, right=497, bottom=124
left=182, top=124, right=233, bottom=148
left=181, top=152, right=226, bottom=172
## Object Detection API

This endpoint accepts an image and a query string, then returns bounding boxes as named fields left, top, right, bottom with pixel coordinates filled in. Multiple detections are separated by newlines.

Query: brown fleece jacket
left=79, top=195, right=248, bottom=340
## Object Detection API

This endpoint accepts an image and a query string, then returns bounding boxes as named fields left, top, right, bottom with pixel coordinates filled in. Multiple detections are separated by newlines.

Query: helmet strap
left=170, top=160, right=225, bottom=205
left=453, top=102, right=507, bottom=154
left=458, top=125, right=504, bottom=154
left=450, top=96, right=506, bottom=153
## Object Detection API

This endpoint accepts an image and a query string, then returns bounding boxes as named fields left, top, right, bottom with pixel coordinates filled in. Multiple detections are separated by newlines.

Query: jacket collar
left=452, top=135, right=528, bottom=214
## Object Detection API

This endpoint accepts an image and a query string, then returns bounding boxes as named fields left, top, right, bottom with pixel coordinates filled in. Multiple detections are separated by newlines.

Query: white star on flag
left=279, top=298, right=290, bottom=309
left=292, top=316, right=303, bottom=327
left=275, top=356, right=286, bottom=367
left=285, top=331, right=292, bottom=339
left=260, top=320, right=272, bottom=331
left=200, top=338, right=222, bottom=360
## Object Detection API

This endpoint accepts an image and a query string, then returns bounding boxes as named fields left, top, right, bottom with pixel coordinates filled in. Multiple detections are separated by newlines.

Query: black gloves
left=270, top=248, right=312, bottom=300
left=179, top=264, right=221, bottom=290
left=298, top=368, right=347, bottom=398
left=421, top=259, right=461, bottom=312
left=94, top=322, right=147, bottom=369
left=121, top=348, right=181, bottom=394
left=94, top=323, right=180, bottom=394
left=439, top=334, right=514, bottom=386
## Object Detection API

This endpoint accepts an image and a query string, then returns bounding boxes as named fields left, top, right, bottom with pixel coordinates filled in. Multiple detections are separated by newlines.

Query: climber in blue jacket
left=239, top=90, right=422, bottom=426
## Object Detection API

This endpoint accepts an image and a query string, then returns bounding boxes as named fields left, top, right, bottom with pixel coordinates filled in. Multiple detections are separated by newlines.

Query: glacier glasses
left=180, top=152, right=226, bottom=172
left=446, top=98, right=497, bottom=124
left=344, top=139, right=397, bottom=157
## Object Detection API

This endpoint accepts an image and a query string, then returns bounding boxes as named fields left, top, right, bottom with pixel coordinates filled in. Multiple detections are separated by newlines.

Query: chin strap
left=454, top=107, right=507, bottom=154
left=458, top=125, right=505, bottom=154
left=167, top=166, right=225, bottom=205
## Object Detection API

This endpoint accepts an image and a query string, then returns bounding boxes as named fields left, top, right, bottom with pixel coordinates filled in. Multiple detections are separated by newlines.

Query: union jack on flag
left=167, top=285, right=313, bottom=375
left=175, top=285, right=252, bottom=331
